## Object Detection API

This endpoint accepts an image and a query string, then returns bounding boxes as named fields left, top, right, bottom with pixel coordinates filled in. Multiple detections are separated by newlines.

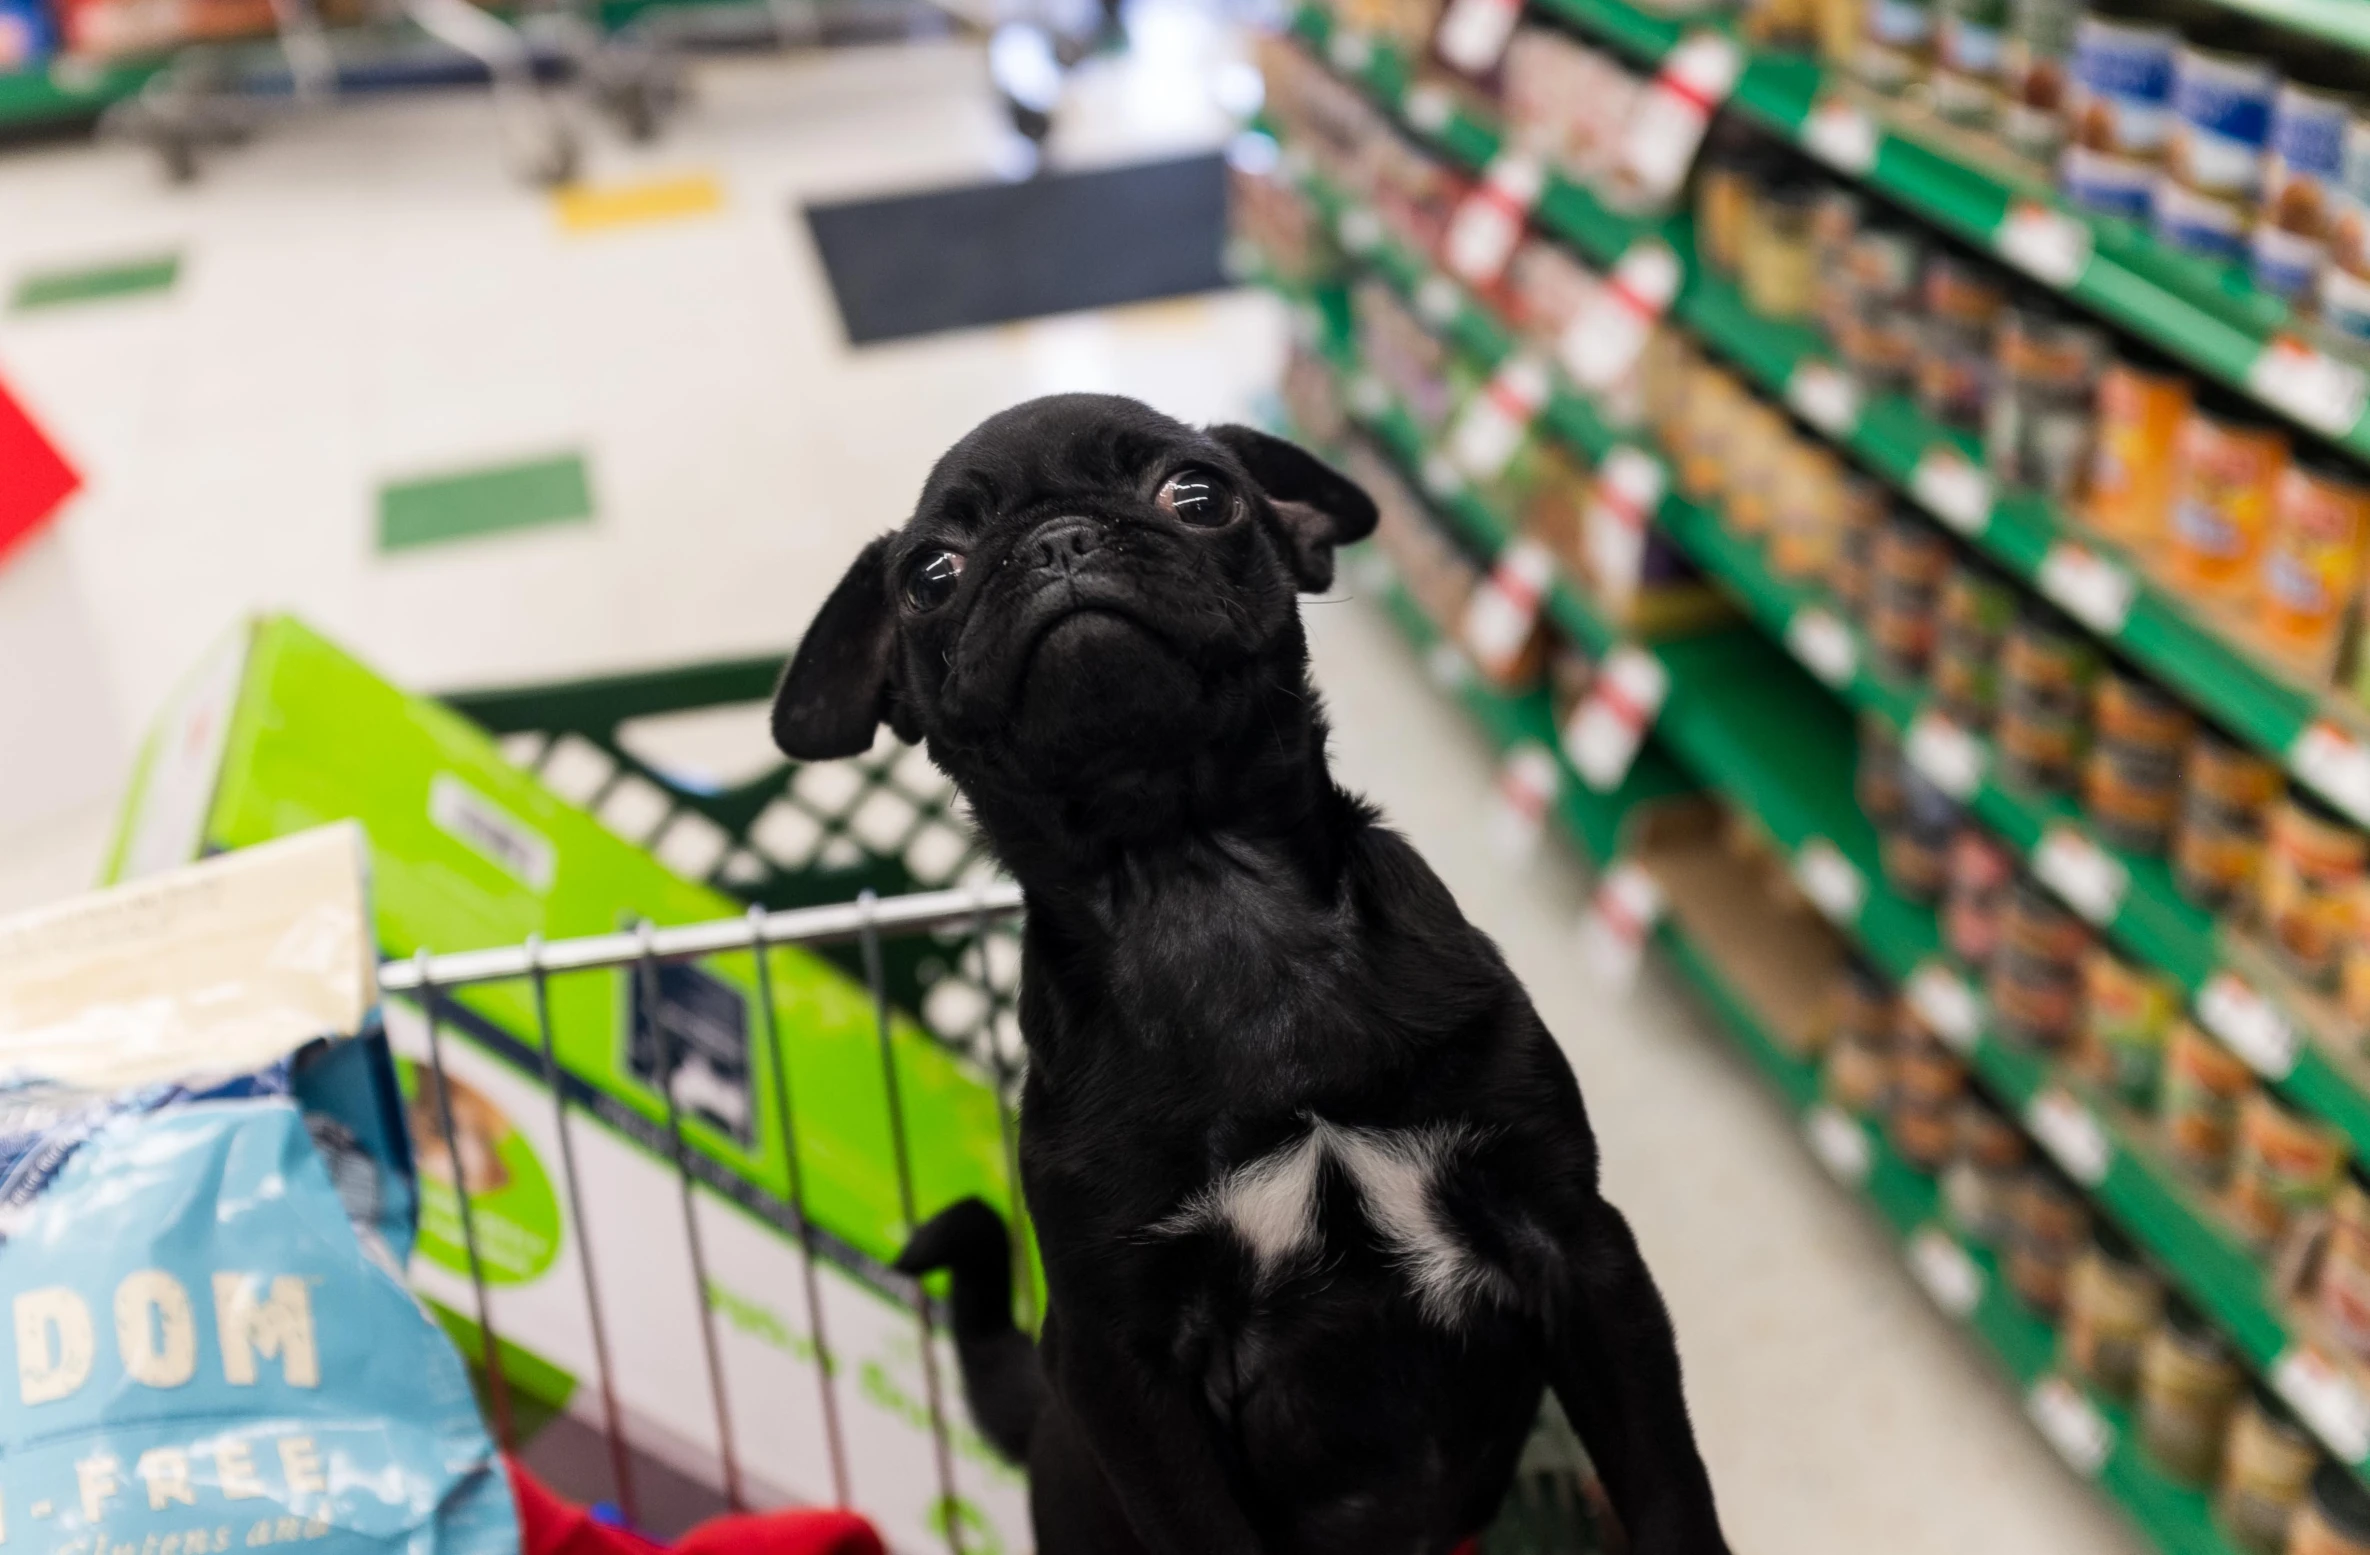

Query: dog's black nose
left=1025, top=517, right=1101, bottom=574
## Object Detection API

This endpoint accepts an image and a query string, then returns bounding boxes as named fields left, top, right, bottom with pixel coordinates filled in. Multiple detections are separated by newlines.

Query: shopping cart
left=372, top=651, right=1612, bottom=1554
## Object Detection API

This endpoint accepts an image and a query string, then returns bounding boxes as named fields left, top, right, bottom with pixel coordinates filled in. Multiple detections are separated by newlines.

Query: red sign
left=0, top=373, right=79, bottom=567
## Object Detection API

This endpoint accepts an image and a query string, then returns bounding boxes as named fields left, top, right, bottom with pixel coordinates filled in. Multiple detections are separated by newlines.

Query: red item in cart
left=505, top=1461, right=886, bottom=1555
left=0, top=371, right=78, bottom=567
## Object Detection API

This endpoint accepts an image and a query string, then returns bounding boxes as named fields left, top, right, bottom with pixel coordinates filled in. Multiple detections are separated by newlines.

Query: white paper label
left=1327, top=28, right=1373, bottom=74
left=1581, top=447, right=1667, bottom=606
left=1907, top=962, right=1983, bottom=1055
left=1443, top=155, right=1544, bottom=288
left=2034, top=824, right=2128, bottom=926
left=2025, top=1089, right=2111, bottom=1186
left=1905, top=712, right=1985, bottom=802
left=2027, top=1378, right=2113, bottom=1477
left=1805, top=1104, right=1872, bottom=1185
left=2292, top=721, right=2370, bottom=830
left=2196, top=972, right=2301, bottom=1081
left=1792, top=839, right=1866, bottom=926
left=1448, top=355, right=1550, bottom=480
left=1802, top=98, right=1878, bottom=175
left=1908, top=1227, right=1984, bottom=1319
left=1336, top=205, right=1384, bottom=256
left=1617, top=33, right=1742, bottom=204
left=2037, top=542, right=2137, bottom=635
left=2275, top=1348, right=2370, bottom=1464
left=2249, top=338, right=2370, bottom=439
left=1786, top=360, right=1863, bottom=438
left=1785, top=608, right=1858, bottom=688
left=1560, top=241, right=1680, bottom=392
left=1911, top=450, right=1993, bottom=536
left=1404, top=83, right=1454, bottom=135
left=1563, top=646, right=1669, bottom=793
left=1415, top=274, right=1463, bottom=327
left=1462, top=537, right=1556, bottom=676
left=1996, top=202, right=2094, bottom=289
left=1579, top=859, right=1666, bottom=993
left=1489, top=741, right=1561, bottom=861
left=1434, top=0, right=1521, bottom=75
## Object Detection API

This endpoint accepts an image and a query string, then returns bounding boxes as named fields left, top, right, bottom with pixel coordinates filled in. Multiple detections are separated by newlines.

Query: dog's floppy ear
left=772, top=534, right=912, bottom=760
left=1208, top=424, right=1379, bottom=592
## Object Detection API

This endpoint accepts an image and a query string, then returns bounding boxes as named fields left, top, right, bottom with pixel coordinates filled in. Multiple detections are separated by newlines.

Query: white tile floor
left=0, top=16, right=2140, bottom=1552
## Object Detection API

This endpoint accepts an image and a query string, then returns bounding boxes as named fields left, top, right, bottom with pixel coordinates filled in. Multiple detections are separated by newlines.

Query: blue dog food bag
left=0, top=827, right=517, bottom=1555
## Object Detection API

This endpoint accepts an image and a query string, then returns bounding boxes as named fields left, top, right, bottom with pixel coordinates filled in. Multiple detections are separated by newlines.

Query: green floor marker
left=11, top=253, right=182, bottom=312
left=378, top=453, right=594, bottom=553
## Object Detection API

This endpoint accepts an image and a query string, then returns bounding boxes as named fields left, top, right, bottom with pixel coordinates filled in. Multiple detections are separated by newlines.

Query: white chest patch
left=1155, top=1118, right=1513, bottom=1325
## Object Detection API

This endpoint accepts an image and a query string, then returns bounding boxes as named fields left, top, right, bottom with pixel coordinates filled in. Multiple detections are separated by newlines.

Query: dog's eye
left=1158, top=469, right=1236, bottom=527
left=903, top=549, right=964, bottom=611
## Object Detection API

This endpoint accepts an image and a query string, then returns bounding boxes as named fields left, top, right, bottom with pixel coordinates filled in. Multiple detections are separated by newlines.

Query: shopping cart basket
left=380, top=654, right=1611, bottom=1555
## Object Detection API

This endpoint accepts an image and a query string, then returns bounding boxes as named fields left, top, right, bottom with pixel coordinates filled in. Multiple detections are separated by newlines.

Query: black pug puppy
left=770, top=394, right=1730, bottom=1555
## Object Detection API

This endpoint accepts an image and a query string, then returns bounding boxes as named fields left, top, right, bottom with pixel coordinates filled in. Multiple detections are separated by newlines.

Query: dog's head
left=769, top=394, right=1375, bottom=826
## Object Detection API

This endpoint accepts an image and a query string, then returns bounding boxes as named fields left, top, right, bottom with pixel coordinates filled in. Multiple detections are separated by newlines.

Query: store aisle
left=0, top=19, right=2136, bottom=1553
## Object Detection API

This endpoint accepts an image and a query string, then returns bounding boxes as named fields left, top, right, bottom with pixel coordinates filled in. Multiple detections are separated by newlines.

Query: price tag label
left=1908, top=1227, right=1983, bottom=1318
left=2024, top=1089, right=2111, bottom=1186
left=1434, top=0, right=1521, bottom=76
left=2026, top=1378, right=2113, bottom=1477
left=1905, top=712, right=1985, bottom=802
left=1580, top=858, right=1666, bottom=993
left=1581, top=446, right=1667, bottom=607
left=1802, top=98, right=1878, bottom=174
left=1336, top=205, right=1384, bottom=256
left=1348, top=373, right=1390, bottom=419
left=1995, top=202, right=2094, bottom=289
left=1426, top=640, right=1473, bottom=689
left=1448, top=354, right=1551, bottom=480
left=1489, top=741, right=1561, bottom=861
left=2275, top=1348, right=2370, bottom=1464
left=1786, top=360, right=1863, bottom=438
left=1785, top=607, right=1859, bottom=688
left=2034, top=824, right=2128, bottom=926
left=1617, top=32, right=1742, bottom=205
left=1415, top=274, right=1463, bottom=327
left=1443, top=154, right=1544, bottom=288
left=1911, top=449, right=1993, bottom=536
left=2037, top=541, right=2137, bottom=635
left=2292, top=721, right=2370, bottom=830
left=1327, top=28, right=1374, bottom=74
left=1563, top=646, right=1669, bottom=793
left=2250, top=337, right=2370, bottom=440
left=1804, top=1104, right=1872, bottom=1185
left=1907, top=962, right=1983, bottom=1055
left=1462, top=536, right=1556, bottom=680
left=2197, top=972, right=2301, bottom=1080
left=1403, top=83, right=1454, bottom=135
left=1792, top=839, right=1866, bottom=926
left=1560, top=240, right=1681, bottom=393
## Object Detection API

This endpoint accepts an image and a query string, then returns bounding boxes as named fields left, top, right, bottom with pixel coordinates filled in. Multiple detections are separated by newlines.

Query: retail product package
left=102, top=616, right=1027, bottom=1552
left=0, top=824, right=519, bottom=1555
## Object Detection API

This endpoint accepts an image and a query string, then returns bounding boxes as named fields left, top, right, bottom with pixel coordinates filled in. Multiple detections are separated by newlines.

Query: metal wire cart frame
left=382, top=654, right=1608, bottom=1554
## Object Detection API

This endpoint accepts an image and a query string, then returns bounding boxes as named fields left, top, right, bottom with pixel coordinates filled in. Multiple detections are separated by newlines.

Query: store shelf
left=1354, top=522, right=2246, bottom=1555
left=0, top=58, right=158, bottom=131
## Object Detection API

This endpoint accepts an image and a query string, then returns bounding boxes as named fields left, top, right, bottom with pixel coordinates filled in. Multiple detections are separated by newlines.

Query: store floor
left=0, top=17, right=2139, bottom=1555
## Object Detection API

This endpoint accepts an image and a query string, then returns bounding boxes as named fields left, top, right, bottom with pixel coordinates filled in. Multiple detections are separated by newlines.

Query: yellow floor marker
left=554, top=173, right=725, bottom=233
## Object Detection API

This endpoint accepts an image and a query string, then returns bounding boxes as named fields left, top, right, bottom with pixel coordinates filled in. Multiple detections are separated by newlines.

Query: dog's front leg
left=1544, top=1195, right=1730, bottom=1555
left=1047, top=1319, right=1264, bottom=1555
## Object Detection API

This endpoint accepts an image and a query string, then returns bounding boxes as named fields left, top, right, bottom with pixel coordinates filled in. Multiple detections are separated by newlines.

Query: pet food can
left=2061, top=1, right=2179, bottom=219
left=1679, top=363, right=1751, bottom=502
left=1835, top=289, right=1924, bottom=394
left=2165, top=26, right=2280, bottom=200
left=1933, top=565, right=2016, bottom=727
left=1945, top=826, right=2016, bottom=964
left=2007, top=1168, right=2091, bottom=1315
left=1695, top=138, right=1761, bottom=279
left=2163, top=1019, right=2257, bottom=1186
left=1999, top=697, right=2088, bottom=795
left=2254, top=63, right=2360, bottom=305
left=1744, top=0, right=1820, bottom=53
left=2005, top=602, right=2101, bottom=711
left=2290, top=1463, right=2370, bottom=1555
left=1923, top=246, right=2008, bottom=332
left=2000, top=0, right=2078, bottom=162
left=1742, top=174, right=1821, bottom=323
left=2085, top=669, right=2193, bottom=854
left=1838, top=953, right=1897, bottom=1045
left=1817, top=0, right=1862, bottom=66
left=1858, top=0, right=1936, bottom=95
left=2188, top=727, right=2286, bottom=815
left=1934, top=0, right=2009, bottom=126
left=2219, top=1390, right=2320, bottom=1553
left=1831, top=495, right=1882, bottom=617
left=2089, top=348, right=2193, bottom=548
left=1869, top=514, right=1953, bottom=677
left=1859, top=713, right=1908, bottom=826
left=2141, top=1311, right=2246, bottom=1487
left=1826, top=1024, right=1896, bottom=1114
left=2264, top=791, right=2370, bottom=990
left=1884, top=765, right=1961, bottom=903
left=1945, top=1099, right=2030, bottom=1242
left=1991, top=874, right=2090, bottom=1048
left=2229, top=1089, right=2350, bottom=1251
left=1724, top=400, right=1793, bottom=538
left=1814, top=184, right=1867, bottom=268
left=2260, top=453, right=2370, bottom=677
left=1987, top=296, right=2106, bottom=501
left=2081, top=945, right=2177, bottom=1109
left=2344, top=880, right=2370, bottom=1034
left=2155, top=175, right=2256, bottom=263
left=2177, top=793, right=2272, bottom=915
left=2062, top=1233, right=2164, bottom=1402
left=1845, top=216, right=1927, bottom=300
left=2315, top=1179, right=2370, bottom=1371
left=2169, top=394, right=2292, bottom=600
left=1917, top=319, right=1995, bottom=432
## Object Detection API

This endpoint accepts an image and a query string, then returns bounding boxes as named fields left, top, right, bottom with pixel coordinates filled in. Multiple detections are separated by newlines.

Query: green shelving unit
left=0, top=58, right=159, bottom=132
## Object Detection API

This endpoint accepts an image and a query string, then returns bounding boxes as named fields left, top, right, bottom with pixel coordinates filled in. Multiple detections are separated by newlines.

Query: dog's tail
left=894, top=1197, right=1045, bottom=1465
